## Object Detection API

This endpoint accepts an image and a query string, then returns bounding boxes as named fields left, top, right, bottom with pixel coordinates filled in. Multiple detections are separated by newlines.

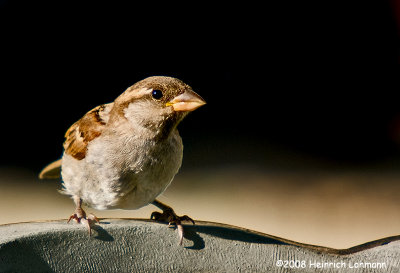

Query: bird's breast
left=84, top=130, right=183, bottom=209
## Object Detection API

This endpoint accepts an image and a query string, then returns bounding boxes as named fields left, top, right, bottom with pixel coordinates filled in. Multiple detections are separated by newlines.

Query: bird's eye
left=151, top=89, right=163, bottom=100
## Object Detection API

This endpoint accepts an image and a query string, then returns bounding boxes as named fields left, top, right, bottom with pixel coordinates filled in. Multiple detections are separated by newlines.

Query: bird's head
left=112, top=76, right=206, bottom=136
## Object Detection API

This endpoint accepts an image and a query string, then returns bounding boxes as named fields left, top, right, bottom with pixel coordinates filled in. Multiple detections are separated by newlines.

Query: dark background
left=1, top=0, right=399, bottom=173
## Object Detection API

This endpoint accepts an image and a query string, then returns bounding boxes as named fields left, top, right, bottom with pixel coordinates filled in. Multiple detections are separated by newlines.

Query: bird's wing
left=63, top=103, right=113, bottom=160
left=39, top=103, right=113, bottom=179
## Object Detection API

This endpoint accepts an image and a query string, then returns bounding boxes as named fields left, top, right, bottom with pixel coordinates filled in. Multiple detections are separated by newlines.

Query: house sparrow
left=39, top=76, right=206, bottom=245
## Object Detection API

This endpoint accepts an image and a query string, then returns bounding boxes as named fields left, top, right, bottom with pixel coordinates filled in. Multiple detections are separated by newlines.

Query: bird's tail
left=39, top=159, right=62, bottom=179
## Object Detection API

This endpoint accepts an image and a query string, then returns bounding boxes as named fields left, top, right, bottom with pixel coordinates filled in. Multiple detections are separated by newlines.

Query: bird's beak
left=166, top=90, right=206, bottom=112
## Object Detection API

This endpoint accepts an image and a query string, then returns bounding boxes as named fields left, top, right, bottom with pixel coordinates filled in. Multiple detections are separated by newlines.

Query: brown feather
left=39, top=159, right=62, bottom=179
left=63, top=104, right=111, bottom=160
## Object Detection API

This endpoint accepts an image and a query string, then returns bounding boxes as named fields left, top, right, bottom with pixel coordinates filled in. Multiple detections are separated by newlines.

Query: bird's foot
left=151, top=206, right=195, bottom=245
left=67, top=208, right=99, bottom=236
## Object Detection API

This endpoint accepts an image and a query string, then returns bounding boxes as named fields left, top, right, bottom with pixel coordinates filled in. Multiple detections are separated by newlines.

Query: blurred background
left=0, top=0, right=399, bottom=249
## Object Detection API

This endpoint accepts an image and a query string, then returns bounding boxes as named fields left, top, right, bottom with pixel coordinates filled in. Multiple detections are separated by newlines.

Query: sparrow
left=39, top=76, right=206, bottom=245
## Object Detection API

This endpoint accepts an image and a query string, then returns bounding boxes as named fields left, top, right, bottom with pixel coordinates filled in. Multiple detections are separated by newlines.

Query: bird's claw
left=67, top=212, right=99, bottom=236
left=151, top=208, right=195, bottom=245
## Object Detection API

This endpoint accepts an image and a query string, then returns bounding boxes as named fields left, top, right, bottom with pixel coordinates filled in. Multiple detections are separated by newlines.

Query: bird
left=39, top=76, right=206, bottom=245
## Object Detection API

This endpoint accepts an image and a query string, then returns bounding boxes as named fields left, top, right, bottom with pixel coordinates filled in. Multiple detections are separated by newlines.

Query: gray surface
left=0, top=219, right=399, bottom=272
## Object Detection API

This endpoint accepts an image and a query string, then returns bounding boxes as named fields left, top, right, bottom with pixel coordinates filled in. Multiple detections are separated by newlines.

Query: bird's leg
left=67, top=196, right=99, bottom=235
left=150, top=199, right=195, bottom=245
